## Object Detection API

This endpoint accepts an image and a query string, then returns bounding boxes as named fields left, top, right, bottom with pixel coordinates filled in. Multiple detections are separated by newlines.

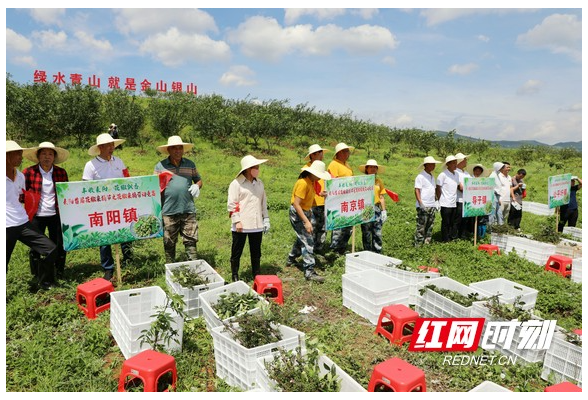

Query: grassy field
left=5, top=139, right=582, bottom=392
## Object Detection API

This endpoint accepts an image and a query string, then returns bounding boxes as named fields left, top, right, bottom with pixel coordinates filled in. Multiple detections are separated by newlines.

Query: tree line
left=6, top=74, right=580, bottom=166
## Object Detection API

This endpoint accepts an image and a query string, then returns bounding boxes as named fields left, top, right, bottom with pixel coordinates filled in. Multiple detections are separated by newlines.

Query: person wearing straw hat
left=436, top=155, right=462, bottom=242
left=6, top=140, right=58, bottom=290
left=414, top=156, right=442, bottom=246
left=227, top=155, right=269, bottom=282
left=454, top=152, right=472, bottom=238
left=22, top=142, right=70, bottom=280
left=358, top=159, right=387, bottom=253
left=303, top=144, right=330, bottom=254
left=154, top=136, right=203, bottom=264
left=287, top=160, right=332, bottom=282
left=83, top=133, right=133, bottom=281
left=327, top=142, right=355, bottom=255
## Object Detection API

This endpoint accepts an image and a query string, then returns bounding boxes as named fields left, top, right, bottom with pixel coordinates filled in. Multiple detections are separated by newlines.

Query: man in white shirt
left=436, top=155, right=462, bottom=242
left=455, top=153, right=472, bottom=238
left=6, top=141, right=57, bottom=290
left=489, top=162, right=512, bottom=225
left=414, top=156, right=442, bottom=246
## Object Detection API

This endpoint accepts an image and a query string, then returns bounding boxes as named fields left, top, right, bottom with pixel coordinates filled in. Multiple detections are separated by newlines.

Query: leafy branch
left=139, top=293, right=187, bottom=352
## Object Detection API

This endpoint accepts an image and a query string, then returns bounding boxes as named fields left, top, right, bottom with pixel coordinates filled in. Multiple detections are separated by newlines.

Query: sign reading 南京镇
left=325, top=175, right=375, bottom=230
left=548, top=173, right=572, bottom=209
left=462, top=177, right=495, bottom=217
left=56, top=176, right=163, bottom=251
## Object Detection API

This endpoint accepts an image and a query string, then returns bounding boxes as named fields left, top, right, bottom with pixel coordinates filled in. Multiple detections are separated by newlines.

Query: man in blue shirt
left=558, top=176, right=582, bottom=232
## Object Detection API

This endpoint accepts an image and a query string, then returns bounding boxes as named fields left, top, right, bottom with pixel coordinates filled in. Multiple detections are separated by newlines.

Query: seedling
left=171, top=263, right=209, bottom=289
left=139, top=293, right=187, bottom=352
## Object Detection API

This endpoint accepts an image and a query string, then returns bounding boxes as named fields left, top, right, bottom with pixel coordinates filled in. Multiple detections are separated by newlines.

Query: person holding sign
left=558, top=176, right=582, bottom=232
left=154, top=136, right=203, bottom=264
left=23, top=142, right=70, bottom=280
left=303, top=144, right=330, bottom=254
left=83, top=133, right=132, bottom=281
left=6, top=140, right=57, bottom=290
left=436, top=155, right=461, bottom=242
left=227, top=155, right=270, bottom=282
left=358, top=159, right=387, bottom=253
left=328, top=142, right=355, bottom=255
left=414, top=156, right=442, bottom=246
left=287, top=161, right=332, bottom=282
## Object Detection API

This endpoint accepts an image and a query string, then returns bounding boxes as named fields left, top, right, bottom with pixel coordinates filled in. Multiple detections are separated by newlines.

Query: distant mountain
left=434, top=131, right=582, bottom=152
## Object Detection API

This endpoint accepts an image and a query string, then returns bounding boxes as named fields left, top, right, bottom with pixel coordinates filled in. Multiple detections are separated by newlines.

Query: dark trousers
left=440, top=206, right=458, bottom=242
left=558, top=206, right=578, bottom=232
left=29, top=215, right=67, bottom=276
left=230, top=231, right=263, bottom=279
left=100, top=242, right=132, bottom=271
left=508, top=207, right=523, bottom=229
left=7, top=222, right=57, bottom=282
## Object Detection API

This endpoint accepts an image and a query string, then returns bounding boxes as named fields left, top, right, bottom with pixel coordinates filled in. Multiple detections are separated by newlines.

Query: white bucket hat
left=359, top=159, right=386, bottom=174
left=109, top=123, right=117, bottom=129
left=88, top=133, right=126, bottom=156
left=25, top=142, right=70, bottom=164
left=493, top=162, right=505, bottom=173
left=305, top=144, right=330, bottom=160
left=301, top=160, right=332, bottom=181
left=468, top=163, right=490, bottom=177
left=6, top=140, right=29, bottom=153
left=455, top=152, right=470, bottom=162
left=445, top=155, right=458, bottom=164
left=236, top=155, right=268, bottom=178
left=417, top=156, right=442, bottom=169
left=157, top=136, right=194, bottom=154
left=333, top=142, right=355, bottom=158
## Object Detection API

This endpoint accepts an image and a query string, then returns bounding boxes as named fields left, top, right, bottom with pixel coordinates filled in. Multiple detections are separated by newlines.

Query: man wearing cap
left=436, top=155, right=462, bottom=242
left=414, top=156, right=442, bottom=246
left=288, top=160, right=332, bottom=282
left=327, top=142, right=354, bottom=254
left=6, top=140, right=58, bottom=290
left=227, top=155, right=269, bottom=282
left=455, top=152, right=472, bottom=238
left=23, top=142, right=70, bottom=280
left=558, top=176, right=582, bottom=232
left=154, top=136, right=203, bottom=263
left=83, top=133, right=133, bottom=280
left=303, top=144, right=330, bottom=254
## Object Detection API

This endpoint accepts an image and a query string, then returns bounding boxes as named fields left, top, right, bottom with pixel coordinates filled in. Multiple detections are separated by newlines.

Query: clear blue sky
left=3, top=3, right=583, bottom=145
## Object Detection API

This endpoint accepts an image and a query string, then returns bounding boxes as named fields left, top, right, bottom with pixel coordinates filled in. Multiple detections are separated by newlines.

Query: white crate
left=469, top=381, right=512, bottom=392
left=541, top=331, right=582, bottom=386
left=523, top=201, right=555, bottom=216
left=342, top=269, right=409, bottom=325
left=571, top=258, right=582, bottom=283
left=490, top=233, right=509, bottom=251
left=211, top=323, right=305, bottom=390
left=165, top=260, right=225, bottom=318
left=415, top=277, right=482, bottom=318
left=505, top=236, right=557, bottom=265
left=468, top=278, right=538, bottom=311
left=556, top=240, right=582, bottom=259
left=344, top=251, right=402, bottom=274
left=471, top=302, right=547, bottom=364
left=199, top=281, right=268, bottom=332
left=256, top=351, right=366, bottom=392
left=110, top=286, right=184, bottom=359
left=563, top=226, right=582, bottom=240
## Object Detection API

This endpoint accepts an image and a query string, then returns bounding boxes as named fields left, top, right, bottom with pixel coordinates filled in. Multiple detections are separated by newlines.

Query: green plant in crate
left=171, top=264, right=209, bottom=289
left=222, top=304, right=282, bottom=348
left=418, top=284, right=484, bottom=307
left=265, top=338, right=342, bottom=392
left=213, top=291, right=265, bottom=320
left=139, top=293, right=187, bottom=352
left=483, top=295, right=532, bottom=322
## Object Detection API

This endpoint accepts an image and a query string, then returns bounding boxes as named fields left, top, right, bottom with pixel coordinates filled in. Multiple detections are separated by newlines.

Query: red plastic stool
left=544, top=381, right=582, bottom=392
left=76, top=278, right=115, bottom=319
left=118, top=350, right=177, bottom=392
left=477, top=244, right=500, bottom=256
left=374, top=305, right=419, bottom=346
left=418, top=265, right=439, bottom=273
left=253, top=275, right=284, bottom=305
left=368, top=357, right=426, bottom=392
left=545, top=255, right=573, bottom=278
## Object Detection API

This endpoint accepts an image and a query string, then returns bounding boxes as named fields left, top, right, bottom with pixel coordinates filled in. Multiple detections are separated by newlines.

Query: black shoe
left=305, top=271, right=325, bottom=283
left=40, top=281, right=56, bottom=290
left=103, top=269, right=114, bottom=281
left=231, top=274, right=239, bottom=282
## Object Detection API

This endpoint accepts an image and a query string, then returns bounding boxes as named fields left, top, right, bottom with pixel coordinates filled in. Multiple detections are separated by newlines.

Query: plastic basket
left=344, top=251, right=402, bottom=274
left=504, top=236, right=556, bottom=265
left=199, top=281, right=268, bottom=332
left=469, top=381, right=512, bottom=392
left=211, top=323, right=305, bottom=390
left=468, top=278, right=538, bottom=311
left=415, top=277, right=482, bottom=318
left=165, top=260, right=225, bottom=318
left=110, top=286, right=184, bottom=359
left=541, top=331, right=582, bottom=386
left=571, top=258, right=582, bottom=283
left=562, top=226, right=582, bottom=240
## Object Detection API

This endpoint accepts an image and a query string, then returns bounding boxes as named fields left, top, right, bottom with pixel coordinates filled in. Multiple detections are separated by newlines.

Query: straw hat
left=359, top=159, right=386, bottom=174
left=304, top=144, right=330, bottom=160
left=455, top=152, right=470, bottom=162
left=417, top=156, right=442, bottom=169
left=445, top=155, right=458, bottom=164
left=156, top=136, right=194, bottom=154
left=88, top=133, right=125, bottom=156
left=333, top=142, right=355, bottom=158
left=6, top=140, right=28, bottom=153
left=467, top=163, right=490, bottom=177
left=24, top=142, right=69, bottom=164
left=236, top=155, right=268, bottom=178
left=301, top=160, right=332, bottom=181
